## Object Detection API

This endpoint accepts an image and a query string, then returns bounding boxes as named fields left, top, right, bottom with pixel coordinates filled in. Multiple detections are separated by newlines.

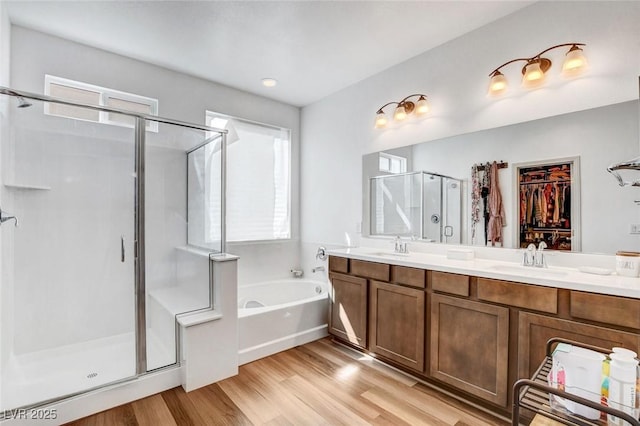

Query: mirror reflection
left=363, top=100, right=640, bottom=255
left=370, top=172, right=462, bottom=243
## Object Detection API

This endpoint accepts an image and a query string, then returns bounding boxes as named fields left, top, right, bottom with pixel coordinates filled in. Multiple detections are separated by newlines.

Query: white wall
left=301, top=1, right=640, bottom=252
left=10, top=25, right=301, bottom=280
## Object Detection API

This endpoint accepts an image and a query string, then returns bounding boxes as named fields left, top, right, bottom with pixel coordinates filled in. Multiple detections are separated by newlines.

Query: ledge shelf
left=4, top=183, right=51, bottom=191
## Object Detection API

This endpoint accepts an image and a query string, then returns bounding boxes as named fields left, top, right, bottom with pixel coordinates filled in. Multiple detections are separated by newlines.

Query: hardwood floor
left=66, top=338, right=508, bottom=426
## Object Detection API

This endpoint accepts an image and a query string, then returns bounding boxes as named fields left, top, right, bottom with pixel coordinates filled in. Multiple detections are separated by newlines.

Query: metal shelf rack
left=512, top=338, right=639, bottom=426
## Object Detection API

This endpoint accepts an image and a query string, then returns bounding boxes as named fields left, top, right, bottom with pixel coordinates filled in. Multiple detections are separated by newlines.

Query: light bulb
left=393, top=105, right=407, bottom=121
left=374, top=112, right=388, bottom=128
left=522, top=61, right=546, bottom=88
left=261, top=78, right=277, bottom=87
left=488, top=71, right=508, bottom=96
left=415, top=96, right=430, bottom=115
left=562, top=46, right=587, bottom=76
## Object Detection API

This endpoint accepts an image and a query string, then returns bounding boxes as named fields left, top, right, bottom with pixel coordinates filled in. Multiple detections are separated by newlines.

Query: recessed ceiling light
left=262, top=78, right=277, bottom=88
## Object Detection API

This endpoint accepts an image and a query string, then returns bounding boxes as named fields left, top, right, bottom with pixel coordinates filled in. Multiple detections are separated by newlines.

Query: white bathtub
left=238, top=279, right=329, bottom=365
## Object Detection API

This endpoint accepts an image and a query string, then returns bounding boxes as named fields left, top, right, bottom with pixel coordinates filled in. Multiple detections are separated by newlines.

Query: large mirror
left=363, top=99, right=640, bottom=255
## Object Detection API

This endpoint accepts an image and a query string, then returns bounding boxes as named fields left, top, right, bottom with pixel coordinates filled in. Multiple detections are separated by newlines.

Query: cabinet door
left=329, top=273, right=368, bottom=348
left=430, top=294, right=509, bottom=407
left=369, top=280, right=425, bottom=372
left=518, top=312, right=640, bottom=378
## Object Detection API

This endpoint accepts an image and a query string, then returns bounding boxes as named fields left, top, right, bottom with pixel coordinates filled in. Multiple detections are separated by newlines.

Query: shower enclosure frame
left=0, top=86, right=227, bottom=408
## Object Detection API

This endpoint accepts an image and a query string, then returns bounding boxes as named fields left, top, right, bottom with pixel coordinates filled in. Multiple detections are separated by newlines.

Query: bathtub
left=238, top=279, right=329, bottom=365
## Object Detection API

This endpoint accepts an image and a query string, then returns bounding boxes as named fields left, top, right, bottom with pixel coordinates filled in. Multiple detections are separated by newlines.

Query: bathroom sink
left=369, top=251, right=411, bottom=258
left=488, top=264, right=568, bottom=278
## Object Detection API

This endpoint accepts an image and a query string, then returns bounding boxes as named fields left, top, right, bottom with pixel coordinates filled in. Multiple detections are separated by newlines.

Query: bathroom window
left=44, top=75, right=158, bottom=131
left=206, top=112, right=291, bottom=242
left=379, top=152, right=407, bottom=174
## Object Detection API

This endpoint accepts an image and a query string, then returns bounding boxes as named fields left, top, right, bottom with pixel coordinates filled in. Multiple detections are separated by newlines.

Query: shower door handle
left=444, top=226, right=454, bottom=237
left=121, top=235, right=125, bottom=262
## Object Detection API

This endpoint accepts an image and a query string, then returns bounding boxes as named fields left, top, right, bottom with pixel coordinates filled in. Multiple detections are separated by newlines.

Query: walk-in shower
left=0, top=87, right=227, bottom=414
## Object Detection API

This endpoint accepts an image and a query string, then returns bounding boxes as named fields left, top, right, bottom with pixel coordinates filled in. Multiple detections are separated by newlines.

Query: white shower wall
left=9, top=115, right=136, bottom=355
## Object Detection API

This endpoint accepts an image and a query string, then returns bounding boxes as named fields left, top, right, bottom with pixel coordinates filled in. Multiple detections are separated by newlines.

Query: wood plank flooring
left=66, top=338, right=508, bottom=426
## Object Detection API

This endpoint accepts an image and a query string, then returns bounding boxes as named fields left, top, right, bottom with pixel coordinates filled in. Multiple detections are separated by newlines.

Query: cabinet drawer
left=571, top=291, right=640, bottom=330
left=432, top=271, right=469, bottom=297
left=477, top=278, right=557, bottom=314
left=328, top=256, right=349, bottom=273
left=350, top=259, right=390, bottom=281
left=391, top=265, right=425, bottom=289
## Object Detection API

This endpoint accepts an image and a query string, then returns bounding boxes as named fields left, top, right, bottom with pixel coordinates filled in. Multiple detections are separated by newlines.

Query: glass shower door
left=0, top=95, right=137, bottom=411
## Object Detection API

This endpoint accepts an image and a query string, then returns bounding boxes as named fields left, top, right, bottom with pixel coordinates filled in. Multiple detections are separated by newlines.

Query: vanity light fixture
left=488, top=43, right=587, bottom=96
left=374, top=94, right=430, bottom=129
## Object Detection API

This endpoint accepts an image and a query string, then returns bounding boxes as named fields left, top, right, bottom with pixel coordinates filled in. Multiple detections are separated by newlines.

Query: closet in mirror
left=515, top=158, right=580, bottom=251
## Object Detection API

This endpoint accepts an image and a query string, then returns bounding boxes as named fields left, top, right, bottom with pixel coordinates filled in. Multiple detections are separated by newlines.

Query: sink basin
left=369, top=251, right=411, bottom=258
left=488, top=264, right=568, bottom=277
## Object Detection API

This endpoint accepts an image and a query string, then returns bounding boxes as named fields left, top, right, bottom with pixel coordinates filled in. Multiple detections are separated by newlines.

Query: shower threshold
left=0, top=329, right=174, bottom=411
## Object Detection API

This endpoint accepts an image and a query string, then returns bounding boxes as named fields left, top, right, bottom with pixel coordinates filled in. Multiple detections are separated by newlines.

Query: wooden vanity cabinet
left=369, top=280, right=425, bottom=372
left=328, top=272, right=368, bottom=348
left=327, top=255, right=640, bottom=414
left=430, top=293, right=510, bottom=407
left=518, top=311, right=640, bottom=378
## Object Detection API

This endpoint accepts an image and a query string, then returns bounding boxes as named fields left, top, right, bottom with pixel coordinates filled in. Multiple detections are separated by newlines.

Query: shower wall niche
left=369, top=171, right=462, bottom=243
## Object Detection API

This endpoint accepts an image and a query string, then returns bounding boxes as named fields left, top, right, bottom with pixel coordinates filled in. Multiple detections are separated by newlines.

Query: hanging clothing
left=471, top=164, right=480, bottom=244
left=481, top=163, right=491, bottom=245
left=553, top=182, right=560, bottom=223
left=528, top=187, right=532, bottom=226
left=487, top=161, right=506, bottom=246
left=520, top=186, right=527, bottom=224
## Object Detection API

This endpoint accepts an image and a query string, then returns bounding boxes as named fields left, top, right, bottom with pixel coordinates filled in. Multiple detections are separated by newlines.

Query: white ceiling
left=6, top=1, right=533, bottom=107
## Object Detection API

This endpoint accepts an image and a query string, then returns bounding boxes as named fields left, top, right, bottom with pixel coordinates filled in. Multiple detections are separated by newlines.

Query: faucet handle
left=393, top=236, right=402, bottom=252
left=523, top=244, right=536, bottom=266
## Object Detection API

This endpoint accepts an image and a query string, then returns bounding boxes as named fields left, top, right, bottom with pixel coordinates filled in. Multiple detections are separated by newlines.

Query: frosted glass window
left=44, top=75, right=158, bottom=131
left=48, top=83, right=101, bottom=122
left=105, top=97, right=152, bottom=127
left=379, top=152, right=407, bottom=173
left=206, top=112, right=291, bottom=242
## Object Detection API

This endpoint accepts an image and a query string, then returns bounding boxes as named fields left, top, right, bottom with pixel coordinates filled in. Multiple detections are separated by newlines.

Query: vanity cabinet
left=327, top=255, right=640, bottom=415
left=518, top=312, right=640, bottom=378
left=430, top=293, right=510, bottom=406
left=328, top=272, right=368, bottom=348
left=369, top=280, right=425, bottom=372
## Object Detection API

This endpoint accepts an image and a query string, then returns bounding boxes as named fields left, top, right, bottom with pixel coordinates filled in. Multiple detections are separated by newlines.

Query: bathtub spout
left=311, top=266, right=325, bottom=273
left=290, top=268, right=304, bottom=278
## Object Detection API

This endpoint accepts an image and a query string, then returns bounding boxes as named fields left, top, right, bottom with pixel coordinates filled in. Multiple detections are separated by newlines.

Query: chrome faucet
left=394, top=236, right=409, bottom=254
left=0, top=207, right=18, bottom=227
left=290, top=268, right=304, bottom=278
left=534, top=241, right=548, bottom=268
left=312, top=266, right=325, bottom=273
left=523, top=242, right=548, bottom=267
left=523, top=243, right=536, bottom=266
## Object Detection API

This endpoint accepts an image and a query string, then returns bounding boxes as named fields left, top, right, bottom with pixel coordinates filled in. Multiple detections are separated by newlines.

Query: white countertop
left=328, top=247, right=640, bottom=299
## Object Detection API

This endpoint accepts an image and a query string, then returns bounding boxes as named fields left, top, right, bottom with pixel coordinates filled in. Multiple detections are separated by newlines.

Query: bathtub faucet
left=312, top=266, right=325, bottom=273
left=290, top=268, right=304, bottom=278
